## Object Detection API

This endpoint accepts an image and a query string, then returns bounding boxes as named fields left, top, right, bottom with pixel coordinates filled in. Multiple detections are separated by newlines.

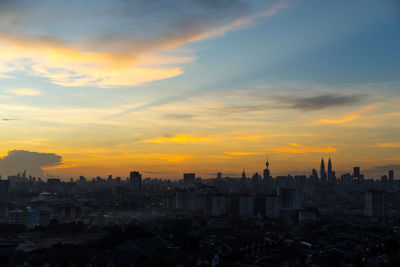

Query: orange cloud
left=43, top=164, right=78, bottom=170
left=0, top=31, right=185, bottom=88
left=224, top=152, right=264, bottom=156
left=275, top=143, right=337, bottom=154
left=142, top=135, right=207, bottom=144
left=376, top=142, right=400, bottom=148
left=314, top=106, right=375, bottom=125
left=235, top=136, right=263, bottom=140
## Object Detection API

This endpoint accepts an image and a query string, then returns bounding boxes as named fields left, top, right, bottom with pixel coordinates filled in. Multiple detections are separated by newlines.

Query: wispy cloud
left=142, top=135, right=208, bottom=144
left=314, top=105, right=375, bottom=125
left=376, top=142, right=400, bottom=148
left=224, top=151, right=264, bottom=156
left=234, top=136, right=263, bottom=140
left=163, top=113, right=197, bottom=120
left=7, top=88, right=41, bottom=96
left=274, top=143, right=337, bottom=153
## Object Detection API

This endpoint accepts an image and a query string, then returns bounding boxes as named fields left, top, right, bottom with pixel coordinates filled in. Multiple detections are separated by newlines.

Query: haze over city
left=0, top=0, right=399, bottom=179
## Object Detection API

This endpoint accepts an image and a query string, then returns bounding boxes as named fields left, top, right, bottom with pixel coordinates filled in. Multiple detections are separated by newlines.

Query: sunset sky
left=0, top=0, right=399, bottom=179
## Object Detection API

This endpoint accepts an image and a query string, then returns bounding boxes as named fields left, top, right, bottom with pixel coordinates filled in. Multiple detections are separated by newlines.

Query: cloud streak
left=274, top=143, right=337, bottom=154
left=314, top=105, right=375, bottom=125
left=142, top=135, right=208, bottom=144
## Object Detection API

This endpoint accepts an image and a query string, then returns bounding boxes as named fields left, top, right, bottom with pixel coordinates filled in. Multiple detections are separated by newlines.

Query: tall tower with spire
left=320, top=157, right=326, bottom=182
left=327, top=158, right=336, bottom=183
left=327, top=158, right=332, bottom=181
left=327, top=158, right=332, bottom=174
left=263, top=156, right=271, bottom=180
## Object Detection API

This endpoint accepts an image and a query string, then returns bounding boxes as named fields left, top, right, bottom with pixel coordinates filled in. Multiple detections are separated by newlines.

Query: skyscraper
left=389, top=170, right=394, bottom=181
left=327, top=158, right=332, bottom=175
left=320, top=158, right=326, bottom=182
left=327, top=158, right=336, bottom=183
left=365, top=189, right=388, bottom=217
left=130, top=171, right=142, bottom=192
left=263, top=159, right=271, bottom=180
left=353, top=167, right=360, bottom=178
left=241, top=169, right=247, bottom=181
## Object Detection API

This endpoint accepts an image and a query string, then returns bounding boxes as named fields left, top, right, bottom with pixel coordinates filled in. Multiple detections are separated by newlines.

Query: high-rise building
left=183, top=173, right=195, bottom=184
left=327, top=158, right=336, bottom=183
left=311, top=169, right=318, bottom=182
left=320, top=158, right=326, bottom=182
left=389, top=170, right=394, bottom=181
left=241, top=169, right=247, bottom=181
left=353, top=167, right=360, bottom=178
left=130, top=171, right=142, bottom=192
left=278, top=188, right=302, bottom=210
left=238, top=194, right=253, bottom=218
left=365, top=189, right=388, bottom=217
left=327, top=158, right=332, bottom=174
left=252, top=172, right=260, bottom=180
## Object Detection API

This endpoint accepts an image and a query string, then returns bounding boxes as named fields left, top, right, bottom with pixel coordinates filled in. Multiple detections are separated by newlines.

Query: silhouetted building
left=353, top=167, right=360, bottom=178
left=252, top=172, right=260, bottom=181
left=241, top=169, right=246, bottom=181
left=47, top=178, right=61, bottom=192
left=263, top=159, right=271, bottom=180
left=209, top=194, right=226, bottom=215
left=265, top=194, right=279, bottom=218
left=365, top=189, right=388, bottom=217
left=130, top=171, right=142, bottom=192
left=0, top=176, right=9, bottom=193
left=327, top=158, right=336, bottom=183
left=279, top=188, right=302, bottom=210
left=312, top=169, right=318, bottom=182
left=389, top=170, right=394, bottom=181
left=183, top=173, right=195, bottom=184
left=320, top=158, right=326, bottom=182
left=238, top=194, right=253, bottom=218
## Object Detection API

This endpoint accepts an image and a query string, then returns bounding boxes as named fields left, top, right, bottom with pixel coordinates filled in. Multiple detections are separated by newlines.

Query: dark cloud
left=0, top=150, right=62, bottom=178
left=277, top=94, right=364, bottom=111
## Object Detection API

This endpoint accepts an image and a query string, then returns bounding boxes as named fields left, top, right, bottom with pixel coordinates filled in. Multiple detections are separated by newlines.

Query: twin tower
left=320, top=157, right=335, bottom=182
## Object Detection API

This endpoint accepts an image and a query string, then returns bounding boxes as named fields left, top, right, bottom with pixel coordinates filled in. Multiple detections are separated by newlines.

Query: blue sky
left=0, top=0, right=399, bottom=179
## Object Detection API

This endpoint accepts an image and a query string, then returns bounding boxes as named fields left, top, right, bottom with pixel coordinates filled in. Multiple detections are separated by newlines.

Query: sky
left=0, top=0, right=399, bottom=179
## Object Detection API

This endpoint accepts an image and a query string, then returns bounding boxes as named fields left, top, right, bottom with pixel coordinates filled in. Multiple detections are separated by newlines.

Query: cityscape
left=0, top=0, right=399, bottom=266
left=0, top=158, right=399, bottom=266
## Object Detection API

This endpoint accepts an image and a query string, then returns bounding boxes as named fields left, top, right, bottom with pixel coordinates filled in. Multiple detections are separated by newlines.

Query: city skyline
left=1, top=152, right=398, bottom=181
left=0, top=0, right=399, bottom=179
